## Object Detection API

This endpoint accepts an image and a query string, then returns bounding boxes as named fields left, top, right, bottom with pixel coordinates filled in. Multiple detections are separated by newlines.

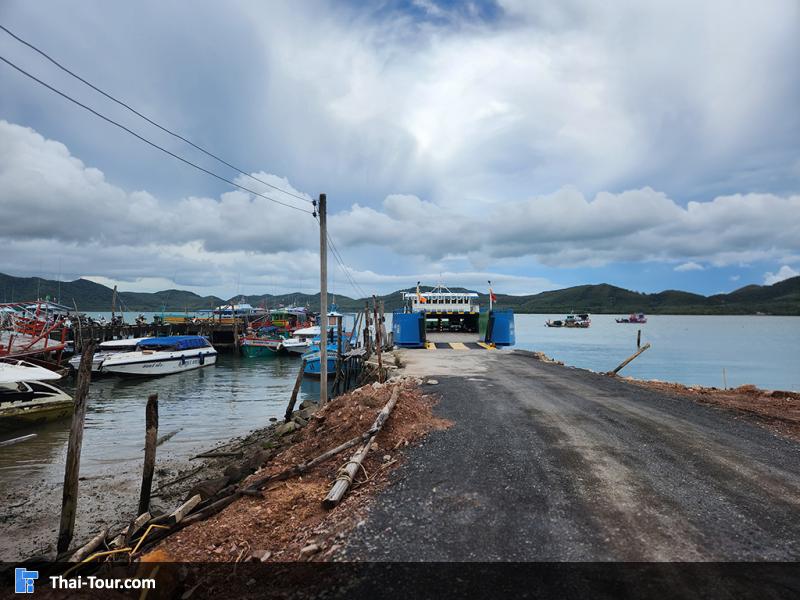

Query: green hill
left=0, top=272, right=797, bottom=315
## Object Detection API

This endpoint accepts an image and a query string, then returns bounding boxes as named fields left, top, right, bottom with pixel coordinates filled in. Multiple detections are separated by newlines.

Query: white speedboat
left=99, top=336, right=217, bottom=377
left=282, top=326, right=320, bottom=356
left=0, top=359, right=73, bottom=431
left=68, top=337, right=151, bottom=372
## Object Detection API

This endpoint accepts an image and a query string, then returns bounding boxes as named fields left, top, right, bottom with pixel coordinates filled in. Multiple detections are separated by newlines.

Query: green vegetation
left=1, top=273, right=797, bottom=315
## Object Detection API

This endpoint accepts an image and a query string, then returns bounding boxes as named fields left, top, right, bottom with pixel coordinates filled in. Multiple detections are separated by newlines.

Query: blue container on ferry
left=485, top=309, right=515, bottom=346
left=392, top=310, right=426, bottom=348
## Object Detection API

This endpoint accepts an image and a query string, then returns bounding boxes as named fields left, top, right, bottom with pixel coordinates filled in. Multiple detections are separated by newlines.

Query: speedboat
left=0, top=359, right=73, bottom=431
left=68, top=337, right=151, bottom=372
left=99, top=336, right=217, bottom=376
left=282, top=326, right=320, bottom=356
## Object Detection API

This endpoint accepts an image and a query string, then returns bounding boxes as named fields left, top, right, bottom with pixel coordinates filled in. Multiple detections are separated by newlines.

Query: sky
left=0, top=0, right=798, bottom=299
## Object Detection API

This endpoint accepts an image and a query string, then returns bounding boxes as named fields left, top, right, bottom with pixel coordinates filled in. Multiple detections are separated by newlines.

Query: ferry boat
left=546, top=313, right=591, bottom=328
left=616, top=312, right=647, bottom=324
left=68, top=337, right=151, bottom=372
left=99, top=336, right=217, bottom=376
left=0, top=359, right=73, bottom=431
left=402, top=285, right=480, bottom=332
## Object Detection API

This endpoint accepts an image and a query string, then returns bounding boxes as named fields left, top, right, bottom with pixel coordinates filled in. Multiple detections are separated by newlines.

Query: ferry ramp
left=343, top=350, right=800, bottom=560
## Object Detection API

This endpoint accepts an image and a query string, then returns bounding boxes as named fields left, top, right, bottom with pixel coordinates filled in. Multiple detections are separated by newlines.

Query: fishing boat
left=240, top=307, right=315, bottom=357
left=616, top=312, right=647, bottom=324
left=99, top=336, right=217, bottom=376
left=0, top=359, right=73, bottom=431
left=68, top=337, right=151, bottom=372
left=545, top=313, right=591, bottom=328
left=302, top=341, right=340, bottom=378
left=0, top=301, right=69, bottom=359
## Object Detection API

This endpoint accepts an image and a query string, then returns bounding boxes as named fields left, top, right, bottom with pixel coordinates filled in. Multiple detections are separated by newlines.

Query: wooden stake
left=138, top=394, right=159, bottom=515
left=637, top=329, right=641, bottom=349
left=609, top=343, right=651, bottom=376
left=323, top=385, right=400, bottom=508
left=57, top=340, right=95, bottom=554
left=284, top=359, right=306, bottom=422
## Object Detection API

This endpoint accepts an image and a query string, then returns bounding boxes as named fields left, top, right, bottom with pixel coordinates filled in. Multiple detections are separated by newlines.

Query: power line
left=0, top=55, right=313, bottom=215
left=0, top=24, right=313, bottom=205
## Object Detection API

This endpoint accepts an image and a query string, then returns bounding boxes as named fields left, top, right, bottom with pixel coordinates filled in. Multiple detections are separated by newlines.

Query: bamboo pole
left=0, top=433, right=37, bottom=447
left=323, top=385, right=400, bottom=508
left=373, top=296, right=383, bottom=383
left=609, top=343, right=651, bottom=376
left=284, top=359, right=307, bottom=421
left=57, top=340, right=96, bottom=554
left=138, top=394, right=159, bottom=515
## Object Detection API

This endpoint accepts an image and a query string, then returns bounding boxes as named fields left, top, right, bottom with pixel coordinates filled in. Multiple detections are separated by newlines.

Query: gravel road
left=344, top=351, right=800, bottom=560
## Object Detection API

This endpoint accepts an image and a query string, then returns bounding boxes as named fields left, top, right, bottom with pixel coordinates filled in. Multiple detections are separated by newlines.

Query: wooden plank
left=449, top=342, right=469, bottom=350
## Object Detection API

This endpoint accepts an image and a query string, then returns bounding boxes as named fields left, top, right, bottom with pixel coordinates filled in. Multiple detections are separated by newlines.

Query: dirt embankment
left=627, top=379, right=800, bottom=441
left=150, top=378, right=449, bottom=562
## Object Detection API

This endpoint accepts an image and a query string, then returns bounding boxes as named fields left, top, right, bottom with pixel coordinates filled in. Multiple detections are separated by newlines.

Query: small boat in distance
left=68, top=337, right=151, bottom=372
left=99, top=336, right=217, bottom=376
left=0, top=359, right=73, bottom=431
left=545, top=313, right=591, bottom=328
left=616, top=313, right=647, bottom=324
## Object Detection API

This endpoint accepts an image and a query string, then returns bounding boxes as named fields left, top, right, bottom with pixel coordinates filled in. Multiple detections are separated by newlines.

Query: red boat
left=616, top=312, right=647, bottom=324
left=0, top=301, right=69, bottom=360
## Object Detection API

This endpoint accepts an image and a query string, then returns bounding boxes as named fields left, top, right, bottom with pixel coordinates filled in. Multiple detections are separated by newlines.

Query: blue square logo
left=15, top=568, right=38, bottom=594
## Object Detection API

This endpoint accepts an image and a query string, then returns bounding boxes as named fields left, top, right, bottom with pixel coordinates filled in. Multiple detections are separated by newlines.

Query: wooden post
left=363, top=303, right=372, bottom=358
left=285, top=359, right=307, bottom=421
left=637, top=329, right=641, bottom=349
left=334, top=319, right=343, bottom=394
left=610, top=343, right=651, bottom=376
left=138, top=394, right=159, bottom=515
left=57, top=340, right=95, bottom=554
left=318, top=193, right=328, bottom=404
left=373, top=296, right=383, bottom=383
left=111, top=284, right=117, bottom=323
left=723, top=367, right=728, bottom=390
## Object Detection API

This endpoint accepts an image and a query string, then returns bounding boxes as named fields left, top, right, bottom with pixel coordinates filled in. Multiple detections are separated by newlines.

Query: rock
left=299, top=400, right=316, bottom=410
left=426, top=379, right=438, bottom=385
left=249, top=549, right=271, bottom=562
left=223, top=465, right=243, bottom=482
left=187, top=477, right=229, bottom=500
left=268, top=417, right=277, bottom=422
left=299, top=543, right=320, bottom=558
left=296, top=406, right=317, bottom=420
left=293, top=416, right=308, bottom=427
left=372, top=382, right=383, bottom=390
left=383, top=454, right=391, bottom=462
left=275, top=421, right=298, bottom=436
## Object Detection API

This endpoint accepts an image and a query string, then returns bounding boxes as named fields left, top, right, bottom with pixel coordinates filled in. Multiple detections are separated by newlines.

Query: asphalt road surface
left=344, top=351, right=800, bottom=561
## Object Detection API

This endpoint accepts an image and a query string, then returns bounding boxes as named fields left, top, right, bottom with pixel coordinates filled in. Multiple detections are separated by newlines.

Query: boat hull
left=303, top=356, right=338, bottom=378
left=0, top=399, right=73, bottom=432
left=101, top=351, right=217, bottom=376
left=241, top=343, right=276, bottom=358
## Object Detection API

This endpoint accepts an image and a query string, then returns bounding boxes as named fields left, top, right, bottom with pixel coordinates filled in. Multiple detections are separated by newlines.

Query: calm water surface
left=1, top=313, right=797, bottom=502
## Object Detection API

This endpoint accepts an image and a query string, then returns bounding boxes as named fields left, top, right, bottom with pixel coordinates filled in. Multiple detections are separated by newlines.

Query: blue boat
left=302, top=329, right=351, bottom=377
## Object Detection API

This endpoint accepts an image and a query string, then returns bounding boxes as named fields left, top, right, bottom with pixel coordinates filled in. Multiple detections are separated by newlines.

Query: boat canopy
left=99, top=337, right=151, bottom=349
left=137, top=336, right=211, bottom=350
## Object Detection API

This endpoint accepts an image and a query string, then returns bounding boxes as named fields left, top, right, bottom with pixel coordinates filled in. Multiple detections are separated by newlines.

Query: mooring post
left=723, top=367, right=728, bottom=390
left=138, top=394, right=159, bottom=515
left=57, top=340, right=96, bottom=554
left=318, top=193, right=328, bottom=404
left=637, top=329, right=641, bottom=348
left=285, top=359, right=307, bottom=420
left=610, top=343, right=651, bottom=376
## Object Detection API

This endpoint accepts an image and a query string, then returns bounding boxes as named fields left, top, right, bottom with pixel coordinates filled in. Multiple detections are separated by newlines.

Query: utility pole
left=318, top=193, right=328, bottom=404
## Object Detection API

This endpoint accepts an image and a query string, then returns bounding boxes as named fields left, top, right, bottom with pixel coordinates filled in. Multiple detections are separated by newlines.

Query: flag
left=416, top=282, right=427, bottom=303
left=489, top=281, right=497, bottom=303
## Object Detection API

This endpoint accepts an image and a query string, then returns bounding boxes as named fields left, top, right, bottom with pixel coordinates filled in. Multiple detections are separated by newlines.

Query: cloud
left=764, top=265, right=799, bottom=285
left=730, top=275, right=740, bottom=282
left=1, top=119, right=799, bottom=297
left=674, top=262, right=704, bottom=272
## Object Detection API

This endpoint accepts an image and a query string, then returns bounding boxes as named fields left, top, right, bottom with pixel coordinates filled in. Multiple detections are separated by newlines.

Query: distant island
left=1, top=272, right=798, bottom=315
